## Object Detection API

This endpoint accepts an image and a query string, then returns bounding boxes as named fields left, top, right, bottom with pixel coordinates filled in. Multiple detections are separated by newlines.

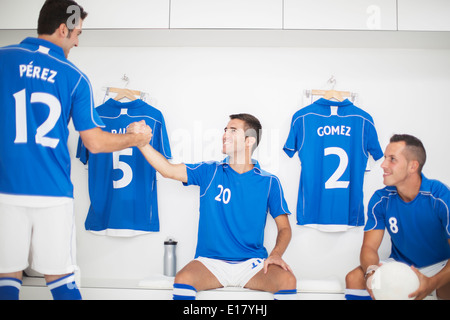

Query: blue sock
left=344, top=289, right=372, bottom=300
left=173, top=283, right=197, bottom=300
left=274, top=289, right=297, bottom=300
left=46, top=273, right=82, bottom=300
left=0, top=278, right=22, bottom=300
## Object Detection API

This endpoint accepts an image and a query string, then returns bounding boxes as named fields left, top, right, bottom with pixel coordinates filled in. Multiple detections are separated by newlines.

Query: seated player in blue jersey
left=130, top=114, right=297, bottom=300
left=0, top=0, right=152, bottom=300
left=345, top=134, right=450, bottom=300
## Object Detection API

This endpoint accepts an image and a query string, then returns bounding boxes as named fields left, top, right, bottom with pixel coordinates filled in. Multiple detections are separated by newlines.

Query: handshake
left=127, top=120, right=153, bottom=148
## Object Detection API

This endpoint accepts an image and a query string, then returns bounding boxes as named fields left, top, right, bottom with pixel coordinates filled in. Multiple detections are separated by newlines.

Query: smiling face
left=222, top=118, right=247, bottom=156
left=381, top=141, right=416, bottom=187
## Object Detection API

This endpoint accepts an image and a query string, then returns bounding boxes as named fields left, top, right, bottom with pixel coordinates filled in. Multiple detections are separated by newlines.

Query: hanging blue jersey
left=183, top=158, right=290, bottom=261
left=365, top=174, right=450, bottom=268
left=0, top=37, right=103, bottom=199
left=283, top=98, right=383, bottom=231
left=77, top=98, right=172, bottom=236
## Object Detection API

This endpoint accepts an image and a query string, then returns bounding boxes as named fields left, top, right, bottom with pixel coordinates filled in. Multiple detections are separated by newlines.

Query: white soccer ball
left=371, top=261, right=420, bottom=300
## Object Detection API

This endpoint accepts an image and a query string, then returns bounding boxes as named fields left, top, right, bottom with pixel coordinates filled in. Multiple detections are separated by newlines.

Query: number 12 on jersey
left=13, top=89, right=61, bottom=148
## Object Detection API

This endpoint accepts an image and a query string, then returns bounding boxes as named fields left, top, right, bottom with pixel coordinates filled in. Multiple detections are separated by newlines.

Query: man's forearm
left=139, top=144, right=187, bottom=182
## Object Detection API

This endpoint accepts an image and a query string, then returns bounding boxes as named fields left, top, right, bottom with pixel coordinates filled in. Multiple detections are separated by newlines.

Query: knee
left=278, top=271, right=297, bottom=291
left=174, top=269, right=193, bottom=286
left=345, top=267, right=365, bottom=289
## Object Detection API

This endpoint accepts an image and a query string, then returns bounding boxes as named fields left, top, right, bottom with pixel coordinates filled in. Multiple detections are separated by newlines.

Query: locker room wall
left=65, top=46, right=450, bottom=286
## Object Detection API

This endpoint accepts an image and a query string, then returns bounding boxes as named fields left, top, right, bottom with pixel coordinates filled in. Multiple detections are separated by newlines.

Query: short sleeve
left=76, top=136, right=89, bottom=165
left=364, top=191, right=387, bottom=231
left=267, top=176, right=291, bottom=219
left=365, top=120, right=383, bottom=161
left=71, top=75, right=104, bottom=132
left=183, top=162, right=217, bottom=188
left=434, top=183, right=450, bottom=238
left=283, top=114, right=303, bottom=158
left=154, top=113, right=172, bottom=160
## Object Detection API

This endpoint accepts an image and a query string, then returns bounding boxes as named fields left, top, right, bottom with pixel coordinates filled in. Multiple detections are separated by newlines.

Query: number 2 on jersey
left=324, top=147, right=350, bottom=189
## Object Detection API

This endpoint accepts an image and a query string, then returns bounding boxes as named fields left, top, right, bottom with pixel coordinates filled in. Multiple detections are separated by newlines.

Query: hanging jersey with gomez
left=77, top=98, right=172, bottom=236
left=0, top=37, right=103, bottom=203
left=283, top=98, right=383, bottom=231
left=183, top=158, right=290, bottom=261
left=365, top=174, right=450, bottom=268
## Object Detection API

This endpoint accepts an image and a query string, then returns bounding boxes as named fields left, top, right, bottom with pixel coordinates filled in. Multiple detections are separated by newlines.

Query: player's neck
left=227, top=152, right=254, bottom=174
left=396, top=173, right=422, bottom=202
left=38, top=34, right=62, bottom=48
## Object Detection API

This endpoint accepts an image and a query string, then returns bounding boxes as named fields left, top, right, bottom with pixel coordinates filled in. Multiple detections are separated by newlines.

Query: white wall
left=65, top=45, right=450, bottom=287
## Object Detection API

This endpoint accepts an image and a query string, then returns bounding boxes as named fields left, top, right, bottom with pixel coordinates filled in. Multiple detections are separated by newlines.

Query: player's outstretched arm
left=79, top=125, right=151, bottom=154
left=139, top=144, right=187, bottom=183
left=127, top=121, right=188, bottom=183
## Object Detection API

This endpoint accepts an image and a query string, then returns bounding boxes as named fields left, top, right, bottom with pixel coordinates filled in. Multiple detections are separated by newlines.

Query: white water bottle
left=163, top=238, right=177, bottom=277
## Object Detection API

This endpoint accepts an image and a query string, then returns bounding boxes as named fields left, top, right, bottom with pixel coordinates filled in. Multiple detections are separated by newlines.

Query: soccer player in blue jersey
left=345, top=134, right=450, bottom=300
left=0, top=0, right=151, bottom=300
left=130, top=114, right=297, bottom=300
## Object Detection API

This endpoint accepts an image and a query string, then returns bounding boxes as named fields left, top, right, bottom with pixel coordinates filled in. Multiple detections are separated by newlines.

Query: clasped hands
left=127, top=120, right=153, bottom=147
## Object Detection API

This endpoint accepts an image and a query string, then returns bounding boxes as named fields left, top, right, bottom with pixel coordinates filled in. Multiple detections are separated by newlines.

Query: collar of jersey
left=22, top=37, right=65, bottom=59
left=385, top=174, right=432, bottom=199
left=315, top=98, right=353, bottom=107
left=220, top=156, right=261, bottom=173
left=105, top=98, right=145, bottom=109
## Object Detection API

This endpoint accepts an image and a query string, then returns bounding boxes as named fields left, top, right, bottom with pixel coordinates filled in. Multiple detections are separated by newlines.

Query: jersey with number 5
left=283, top=98, right=383, bottom=231
left=77, top=98, right=172, bottom=236
left=0, top=37, right=103, bottom=199
left=364, top=174, right=450, bottom=268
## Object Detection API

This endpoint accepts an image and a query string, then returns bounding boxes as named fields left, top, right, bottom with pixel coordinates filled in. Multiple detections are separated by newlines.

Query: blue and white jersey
left=365, top=174, right=450, bottom=268
left=284, top=98, right=383, bottom=231
left=77, top=98, right=171, bottom=236
left=183, top=158, right=290, bottom=261
left=0, top=37, right=103, bottom=200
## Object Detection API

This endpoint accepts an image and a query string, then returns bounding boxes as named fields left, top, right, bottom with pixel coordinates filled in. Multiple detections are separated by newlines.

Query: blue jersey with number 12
left=284, top=98, right=383, bottom=231
left=0, top=37, right=103, bottom=199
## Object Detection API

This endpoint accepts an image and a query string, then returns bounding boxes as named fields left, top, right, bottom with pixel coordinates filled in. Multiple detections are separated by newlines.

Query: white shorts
left=196, top=257, right=265, bottom=288
left=0, top=200, right=77, bottom=275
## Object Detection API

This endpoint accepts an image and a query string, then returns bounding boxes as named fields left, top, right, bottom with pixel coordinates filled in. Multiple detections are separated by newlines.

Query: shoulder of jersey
left=373, top=186, right=397, bottom=200
left=424, top=177, right=450, bottom=197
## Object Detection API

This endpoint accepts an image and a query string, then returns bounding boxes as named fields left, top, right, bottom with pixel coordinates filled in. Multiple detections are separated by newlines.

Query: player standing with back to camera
left=0, top=0, right=151, bottom=300
left=345, top=134, right=450, bottom=300
left=129, top=114, right=297, bottom=300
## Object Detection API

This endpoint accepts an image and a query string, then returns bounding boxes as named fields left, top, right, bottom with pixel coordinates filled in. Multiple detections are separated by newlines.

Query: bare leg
left=245, top=264, right=296, bottom=293
left=174, top=260, right=223, bottom=291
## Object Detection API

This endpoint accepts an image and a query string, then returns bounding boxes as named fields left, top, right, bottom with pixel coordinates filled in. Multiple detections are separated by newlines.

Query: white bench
left=20, top=274, right=345, bottom=300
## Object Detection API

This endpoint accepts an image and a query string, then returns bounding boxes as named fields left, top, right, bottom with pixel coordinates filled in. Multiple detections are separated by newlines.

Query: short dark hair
left=229, top=113, right=262, bottom=150
left=390, top=134, right=427, bottom=173
left=38, top=0, right=88, bottom=35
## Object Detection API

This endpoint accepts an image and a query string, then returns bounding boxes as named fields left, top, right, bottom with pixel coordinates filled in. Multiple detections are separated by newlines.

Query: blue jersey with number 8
left=365, top=174, right=450, bottom=268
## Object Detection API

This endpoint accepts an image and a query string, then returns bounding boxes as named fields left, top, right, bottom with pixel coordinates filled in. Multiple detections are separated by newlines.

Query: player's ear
left=246, top=136, right=256, bottom=149
left=408, top=159, right=420, bottom=174
left=56, top=23, right=69, bottom=38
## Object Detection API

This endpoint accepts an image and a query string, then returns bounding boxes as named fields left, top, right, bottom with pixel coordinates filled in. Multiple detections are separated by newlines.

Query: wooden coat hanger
left=310, top=76, right=352, bottom=102
left=311, top=89, right=351, bottom=102
left=103, top=74, right=147, bottom=101
left=108, top=87, right=140, bottom=101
